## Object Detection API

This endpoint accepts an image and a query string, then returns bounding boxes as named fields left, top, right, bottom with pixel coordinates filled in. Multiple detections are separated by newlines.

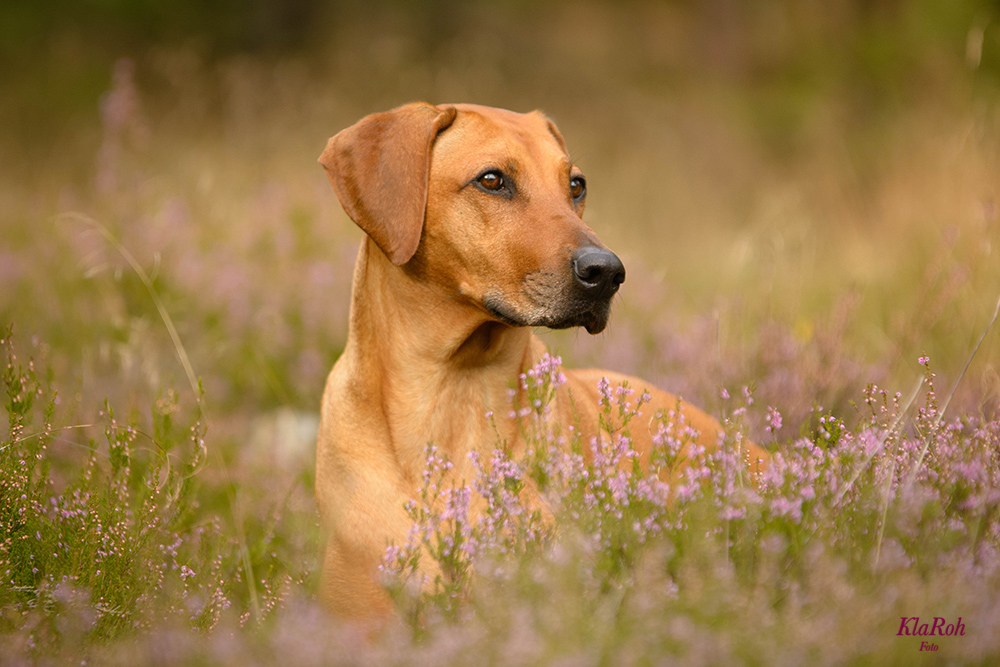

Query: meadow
left=2, top=2, right=1000, bottom=664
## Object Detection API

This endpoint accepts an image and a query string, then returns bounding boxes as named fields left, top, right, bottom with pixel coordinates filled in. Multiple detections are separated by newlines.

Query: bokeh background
left=5, top=1, right=1000, bottom=426
left=3, top=0, right=1000, bottom=659
left=6, top=1, right=1000, bottom=430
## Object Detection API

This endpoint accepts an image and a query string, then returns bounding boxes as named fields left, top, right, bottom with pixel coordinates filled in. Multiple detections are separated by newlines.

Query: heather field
left=3, top=1, right=1000, bottom=664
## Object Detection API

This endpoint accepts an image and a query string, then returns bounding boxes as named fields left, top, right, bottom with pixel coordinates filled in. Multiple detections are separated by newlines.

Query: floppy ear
left=319, top=103, right=457, bottom=266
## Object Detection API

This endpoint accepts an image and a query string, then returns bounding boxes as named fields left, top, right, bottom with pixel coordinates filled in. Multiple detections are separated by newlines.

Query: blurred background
left=3, top=0, right=1000, bottom=445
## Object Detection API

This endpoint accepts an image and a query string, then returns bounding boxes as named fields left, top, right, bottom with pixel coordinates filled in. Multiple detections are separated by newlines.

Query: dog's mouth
left=481, top=248, right=623, bottom=335
left=481, top=295, right=525, bottom=328
left=555, top=308, right=611, bottom=335
left=482, top=293, right=612, bottom=335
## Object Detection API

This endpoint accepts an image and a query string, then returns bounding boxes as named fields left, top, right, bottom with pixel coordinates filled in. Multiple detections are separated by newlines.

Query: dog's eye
left=570, top=176, right=587, bottom=201
left=478, top=171, right=505, bottom=192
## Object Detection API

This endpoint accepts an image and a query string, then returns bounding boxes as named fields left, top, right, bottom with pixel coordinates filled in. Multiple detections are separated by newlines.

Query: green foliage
left=0, top=329, right=309, bottom=657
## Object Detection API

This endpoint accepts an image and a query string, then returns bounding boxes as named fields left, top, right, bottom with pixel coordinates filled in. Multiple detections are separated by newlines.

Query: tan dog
left=316, top=102, right=766, bottom=621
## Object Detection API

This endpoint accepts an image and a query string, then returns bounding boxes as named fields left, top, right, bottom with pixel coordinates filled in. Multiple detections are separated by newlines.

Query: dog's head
left=320, top=102, right=625, bottom=334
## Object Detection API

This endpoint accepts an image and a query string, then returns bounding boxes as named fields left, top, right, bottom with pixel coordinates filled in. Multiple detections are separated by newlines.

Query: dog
left=315, top=102, right=767, bottom=621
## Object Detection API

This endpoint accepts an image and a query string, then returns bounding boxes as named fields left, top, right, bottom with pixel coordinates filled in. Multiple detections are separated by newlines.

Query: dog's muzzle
left=483, top=246, right=626, bottom=335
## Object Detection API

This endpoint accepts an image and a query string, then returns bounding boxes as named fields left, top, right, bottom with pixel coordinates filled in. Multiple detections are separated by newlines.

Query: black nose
left=572, top=247, right=626, bottom=297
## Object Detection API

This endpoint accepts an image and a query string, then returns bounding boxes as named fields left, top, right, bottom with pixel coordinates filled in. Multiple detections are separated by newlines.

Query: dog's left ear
left=319, top=103, right=457, bottom=266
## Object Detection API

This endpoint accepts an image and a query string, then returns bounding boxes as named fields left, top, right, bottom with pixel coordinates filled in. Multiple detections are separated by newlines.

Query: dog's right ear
left=319, top=103, right=457, bottom=266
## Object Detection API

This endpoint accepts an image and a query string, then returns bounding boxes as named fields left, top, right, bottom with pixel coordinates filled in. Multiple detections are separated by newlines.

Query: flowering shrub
left=375, top=354, right=1000, bottom=662
left=3, top=332, right=1000, bottom=664
left=0, top=329, right=304, bottom=660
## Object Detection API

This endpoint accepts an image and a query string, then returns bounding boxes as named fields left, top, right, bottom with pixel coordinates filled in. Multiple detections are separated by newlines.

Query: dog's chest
left=386, top=366, right=517, bottom=481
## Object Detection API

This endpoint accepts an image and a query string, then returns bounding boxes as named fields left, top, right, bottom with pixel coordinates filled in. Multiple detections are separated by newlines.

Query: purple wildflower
left=766, top=406, right=783, bottom=434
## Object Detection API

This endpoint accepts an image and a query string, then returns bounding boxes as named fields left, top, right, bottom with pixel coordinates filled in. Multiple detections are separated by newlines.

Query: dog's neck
left=348, top=239, right=536, bottom=365
left=344, top=239, right=540, bottom=469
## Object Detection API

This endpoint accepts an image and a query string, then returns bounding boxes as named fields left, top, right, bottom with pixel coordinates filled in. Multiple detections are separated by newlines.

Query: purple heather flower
left=766, top=406, right=783, bottom=433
